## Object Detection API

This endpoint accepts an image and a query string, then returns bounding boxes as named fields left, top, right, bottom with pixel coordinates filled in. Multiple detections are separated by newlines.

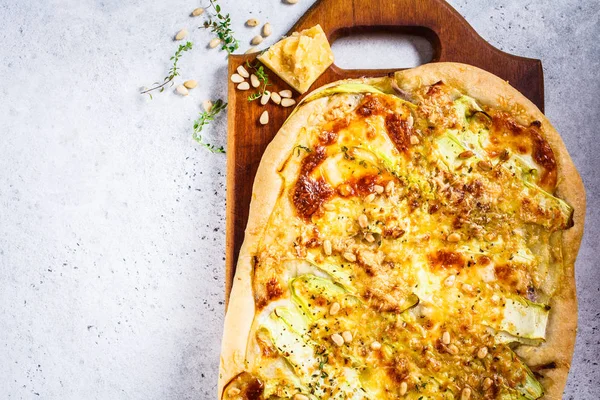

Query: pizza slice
left=219, top=63, right=585, bottom=400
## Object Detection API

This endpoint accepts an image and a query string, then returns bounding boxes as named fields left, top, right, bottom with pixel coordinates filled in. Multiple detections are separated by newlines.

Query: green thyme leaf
left=192, top=99, right=227, bottom=153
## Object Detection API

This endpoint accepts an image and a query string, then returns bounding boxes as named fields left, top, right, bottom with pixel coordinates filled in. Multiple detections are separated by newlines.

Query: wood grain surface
left=224, top=0, right=544, bottom=303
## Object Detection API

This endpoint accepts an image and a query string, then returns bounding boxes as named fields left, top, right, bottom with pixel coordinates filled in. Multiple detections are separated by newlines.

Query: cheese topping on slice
left=223, top=80, right=573, bottom=400
left=258, top=24, right=334, bottom=94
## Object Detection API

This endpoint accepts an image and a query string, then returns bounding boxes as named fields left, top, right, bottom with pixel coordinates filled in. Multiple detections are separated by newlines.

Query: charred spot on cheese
left=385, top=113, right=413, bottom=153
left=293, top=146, right=334, bottom=219
left=429, top=250, right=465, bottom=269
left=222, top=372, right=264, bottom=400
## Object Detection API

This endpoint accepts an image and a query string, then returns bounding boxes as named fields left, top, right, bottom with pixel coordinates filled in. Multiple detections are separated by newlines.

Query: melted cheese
left=258, top=24, right=334, bottom=94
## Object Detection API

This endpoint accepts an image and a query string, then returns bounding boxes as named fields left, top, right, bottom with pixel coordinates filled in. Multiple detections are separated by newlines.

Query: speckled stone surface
left=0, top=0, right=598, bottom=398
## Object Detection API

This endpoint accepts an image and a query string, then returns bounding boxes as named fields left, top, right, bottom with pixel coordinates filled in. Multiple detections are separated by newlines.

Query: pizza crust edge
left=218, top=62, right=586, bottom=399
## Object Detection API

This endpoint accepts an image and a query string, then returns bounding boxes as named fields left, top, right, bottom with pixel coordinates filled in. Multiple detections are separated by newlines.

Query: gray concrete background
left=0, top=0, right=598, bottom=398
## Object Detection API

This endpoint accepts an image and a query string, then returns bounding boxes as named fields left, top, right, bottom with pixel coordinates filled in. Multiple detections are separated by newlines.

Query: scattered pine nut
left=365, top=233, right=375, bottom=243
left=281, top=98, right=296, bottom=107
left=329, top=302, right=340, bottom=315
left=444, top=275, right=456, bottom=287
left=323, top=239, right=332, bottom=256
left=365, top=193, right=376, bottom=203
left=246, top=18, right=259, bottom=27
left=399, top=381, right=408, bottom=396
left=183, top=80, right=197, bottom=89
left=343, top=252, right=356, bottom=262
left=477, top=160, right=492, bottom=171
left=259, top=110, right=269, bottom=125
left=459, top=150, right=474, bottom=159
left=245, top=47, right=258, bottom=54
left=251, top=35, right=263, bottom=45
left=442, top=331, right=451, bottom=345
left=250, top=74, right=260, bottom=88
left=270, top=91, right=281, bottom=104
left=237, top=65, right=250, bottom=78
left=237, top=82, right=250, bottom=90
left=370, top=341, right=381, bottom=350
left=279, top=89, right=292, bottom=98
left=293, top=395, right=309, bottom=400
left=448, top=344, right=459, bottom=355
left=331, top=333, right=344, bottom=346
left=461, top=387, right=472, bottom=400
left=358, top=214, right=369, bottom=229
left=209, top=38, right=222, bottom=48
left=176, top=85, right=189, bottom=96
left=230, top=73, right=245, bottom=83
left=385, top=180, right=395, bottom=195
left=260, top=91, right=270, bottom=105
left=175, top=29, right=188, bottom=41
left=262, top=23, right=272, bottom=37
left=482, top=377, right=493, bottom=390
left=342, top=331, right=353, bottom=343
left=285, top=0, right=299, bottom=3
left=447, top=232, right=461, bottom=242
left=477, top=346, right=488, bottom=359
left=373, top=185, right=384, bottom=194
left=410, top=135, right=419, bottom=145
left=191, top=7, right=204, bottom=17
left=202, top=100, right=213, bottom=112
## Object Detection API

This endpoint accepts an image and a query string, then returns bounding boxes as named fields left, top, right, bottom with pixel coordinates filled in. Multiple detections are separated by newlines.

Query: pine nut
left=343, top=252, right=356, bottom=262
left=245, top=47, right=258, bottom=54
left=251, top=35, right=263, bottom=45
left=176, top=85, right=189, bottom=96
left=237, top=65, right=250, bottom=78
left=365, top=233, right=375, bottom=243
left=482, top=377, right=493, bottom=390
left=358, top=214, right=369, bottom=229
left=329, top=302, right=340, bottom=315
left=260, top=91, right=270, bottom=105
left=399, top=381, right=408, bottom=396
left=373, top=185, right=384, bottom=194
left=365, top=193, right=376, bottom=203
left=461, top=387, right=472, bottom=400
left=246, top=18, right=259, bottom=27
left=442, top=331, right=451, bottom=345
left=447, top=232, right=461, bottom=242
left=370, top=341, right=381, bottom=350
left=250, top=74, right=260, bottom=88
left=281, top=98, right=296, bottom=107
left=175, top=29, right=188, bottom=41
left=477, top=160, right=492, bottom=171
left=459, top=150, right=474, bottom=159
left=259, top=110, right=269, bottom=125
left=183, top=80, right=197, bottom=89
left=209, top=38, right=222, bottom=48
left=385, top=180, right=395, bottom=195
left=202, top=100, right=213, bottom=113
left=262, top=22, right=272, bottom=37
left=477, top=346, right=488, bottom=359
left=462, top=283, right=473, bottom=293
left=230, top=74, right=245, bottom=83
left=448, top=344, right=459, bottom=355
left=342, top=331, right=353, bottom=343
left=410, top=135, right=419, bottom=145
left=279, top=89, right=292, bottom=98
left=270, top=92, right=281, bottom=104
left=228, top=387, right=241, bottom=396
left=323, top=240, right=332, bottom=256
left=444, top=275, right=456, bottom=287
left=331, top=333, right=344, bottom=346
left=191, top=8, right=204, bottom=17
left=237, top=82, right=250, bottom=90
left=293, top=395, right=308, bottom=400
left=323, top=203, right=335, bottom=211
left=285, top=0, right=299, bottom=3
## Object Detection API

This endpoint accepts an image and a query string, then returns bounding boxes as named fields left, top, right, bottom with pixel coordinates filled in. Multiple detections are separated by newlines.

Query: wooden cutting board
left=225, top=0, right=543, bottom=303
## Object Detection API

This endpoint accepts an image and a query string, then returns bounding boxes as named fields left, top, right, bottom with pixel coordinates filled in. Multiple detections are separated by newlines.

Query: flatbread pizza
left=219, top=62, right=585, bottom=400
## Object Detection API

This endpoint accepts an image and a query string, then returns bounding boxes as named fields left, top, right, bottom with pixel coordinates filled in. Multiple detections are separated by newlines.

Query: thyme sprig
left=245, top=61, right=271, bottom=101
left=141, top=41, right=193, bottom=98
left=193, top=99, right=227, bottom=153
left=204, top=0, right=239, bottom=54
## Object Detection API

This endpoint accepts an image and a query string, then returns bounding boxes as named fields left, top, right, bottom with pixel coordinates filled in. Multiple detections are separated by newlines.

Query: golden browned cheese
left=224, top=81, right=573, bottom=400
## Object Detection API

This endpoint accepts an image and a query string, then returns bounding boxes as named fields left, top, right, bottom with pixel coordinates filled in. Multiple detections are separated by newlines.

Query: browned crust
left=218, top=62, right=586, bottom=399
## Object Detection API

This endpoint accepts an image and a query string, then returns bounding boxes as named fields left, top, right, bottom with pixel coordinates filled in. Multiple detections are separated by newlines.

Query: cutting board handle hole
left=330, top=30, right=436, bottom=70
